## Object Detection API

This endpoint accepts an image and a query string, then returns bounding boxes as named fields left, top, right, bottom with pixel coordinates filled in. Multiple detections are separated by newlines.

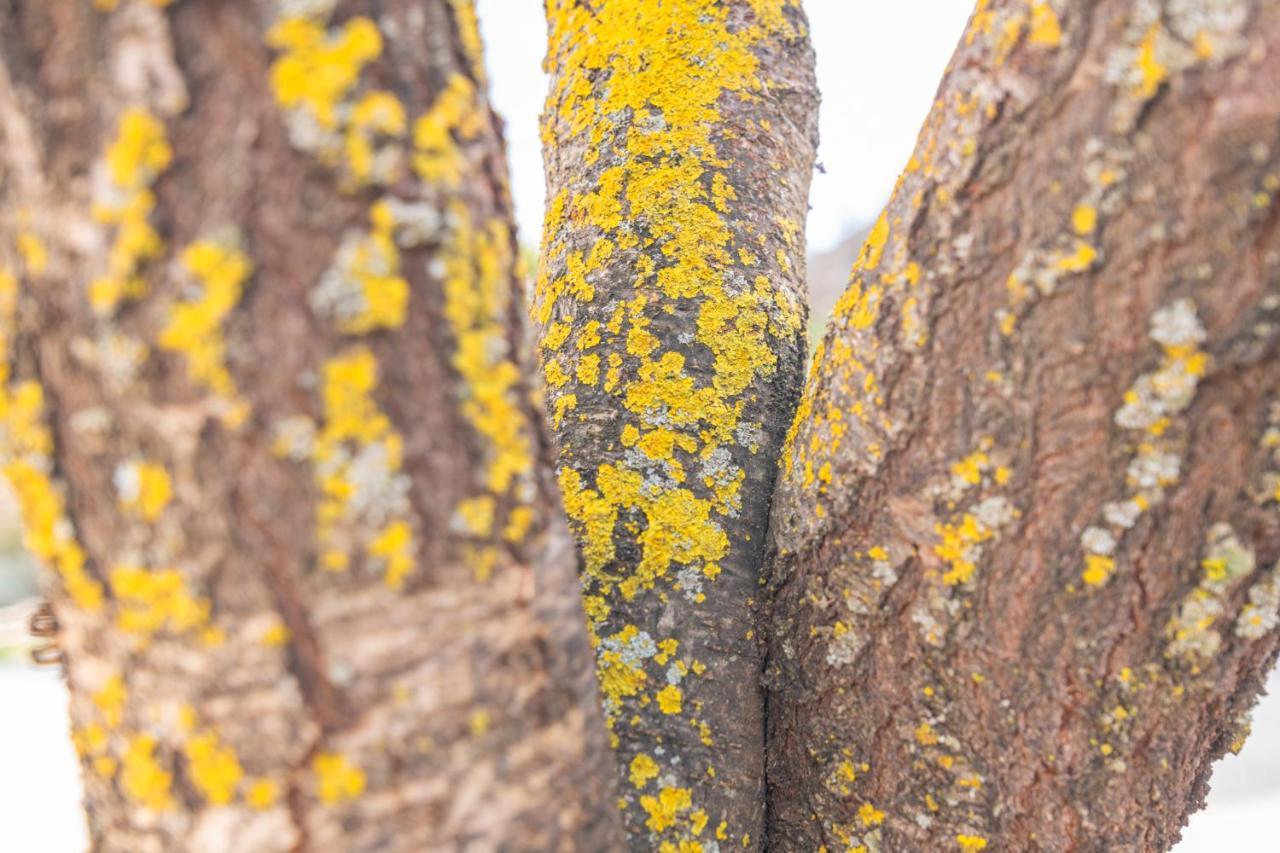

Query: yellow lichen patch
left=268, top=15, right=382, bottom=132
left=158, top=238, right=252, bottom=422
left=438, top=202, right=541, bottom=568
left=114, top=459, right=172, bottom=522
left=90, top=107, right=171, bottom=316
left=630, top=753, right=660, bottom=788
left=185, top=729, right=244, bottom=806
left=559, top=461, right=729, bottom=602
left=345, top=90, right=408, bottom=186
left=121, top=734, right=173, bottom=811
left=956, top=835, right=989, bottom=851
left=1071, top=204, right=1097, bottom=235
left=73, top=723, right=116, bottom=777
left=413, top=74, right=485, bottom=187
left=1053, top=240, right=1097, bottom=273
left=447, top=0, right=487, bottom=82
left=1134, top=24, right=1167, bottom=100
left=246, top=778, right=279, bottom=810
left=312, top=752, right=365, bottom=804
left=935, top=514, right=995, bottom=586
left=92, top=675, right=128, bottom=728
left=469, top=709, right=492, bottom=738
left=0, top=266, right=16, bottom=359
left=110, top=564, right=210, bottom=639
left=1082, top=553, right=1115, bottom=587
left=1166, top=524, right=1256, bottom=661
left=1080, top=299, right=1208, bottom=593
left=1026, top=1, right=1062, bottom=47
left=367, top=520, right=414, bottom=590
left=950, top=450, right=989, bottom=486
left=17, top=232, right=47, bottom=276
left=261, top=618, right=291, bottom=647
left=656, top=684, right=684, bottom=715
left=1, top=382, right=104, bottom=610
left=308, top=347, right=416, bottom=587
left=311, top=202, right=410, bottom=334
left=858, top=802, right=885, bottom=826
left=640, top=786, right=693, bottom=833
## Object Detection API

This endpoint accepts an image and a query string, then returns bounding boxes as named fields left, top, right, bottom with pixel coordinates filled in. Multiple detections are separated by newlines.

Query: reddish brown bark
left=0, top=1, right=619, bottom=850
left=764, top=0, right=1280, bottom=850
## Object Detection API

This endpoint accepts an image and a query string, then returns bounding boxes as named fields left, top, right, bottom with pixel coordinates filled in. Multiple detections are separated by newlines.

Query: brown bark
left=764, top=0, right=1280, bottom=850
left=536, top=0, right=818, bottom=848
left=0, top=1, right=620, bottom=850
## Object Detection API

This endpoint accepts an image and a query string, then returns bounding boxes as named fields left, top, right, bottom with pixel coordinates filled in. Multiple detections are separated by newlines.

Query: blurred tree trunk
left=0, top=1, right=620, bottom=850
left=764, top=0, right=1280, bottom=850
left=537, top=0, right=817, bottom=847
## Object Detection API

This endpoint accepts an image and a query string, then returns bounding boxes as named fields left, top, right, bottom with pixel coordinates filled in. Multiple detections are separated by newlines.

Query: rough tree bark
left=0, top=1, right=620, bottom=850
left=536, top=0, right=817, bottom=848
left=764, top=0, right=1280, bottom=850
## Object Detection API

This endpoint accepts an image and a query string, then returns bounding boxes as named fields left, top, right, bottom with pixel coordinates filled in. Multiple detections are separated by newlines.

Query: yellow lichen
left=90, top=107, right=171, bottom=316
left=246, top=778, right=279, bottom=810
left=1135, top=24, right=1167, bottom=100
left=1082, top=553, right=1115, bottom=587
left=640, top=786, right=693, bottom=833
left=116, top=460, right=172, bottom=522
left=158, top=238, right=253, bottom=423
left=630, top=753, right=660, bottom=788
left=185, top=730, right=244, bottom=806
left=92, top=675, right=127, bottom=729
left=121, top=734, right=173, bottom=811
left=312, top=753, right=365, bottom=804
left=1026, top=1, right=1062, bottom=47
left=268, top=16, right=382, bottom=131
left=308, top=347, right=416, bottom=587
left=413, top=74, right=484, bottom=187
left=1, top=382, right=104, bottom=610
left=656, top=684, right=684, bottom=715
left=110, top=564, right=210, bottom=639
left=1071, top=204, right=1097, bottom=235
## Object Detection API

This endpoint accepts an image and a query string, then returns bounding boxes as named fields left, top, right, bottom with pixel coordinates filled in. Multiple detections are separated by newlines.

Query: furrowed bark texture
left=537, top=0, right=817, bottom=847
left=0, top=1, right=621, bottom=850
left=764, top=0, right=1280, bottom=850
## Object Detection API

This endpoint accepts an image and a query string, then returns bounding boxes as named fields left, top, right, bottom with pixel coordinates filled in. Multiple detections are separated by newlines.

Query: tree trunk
left=0, top=1, right=620, bottom=850
left=764, top=0, right=1280, bottom=850
left=536, top=0, right=818, bottom=848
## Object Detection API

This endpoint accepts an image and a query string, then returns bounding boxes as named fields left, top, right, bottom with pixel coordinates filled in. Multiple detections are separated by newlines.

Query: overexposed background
left=0, top=2, right=1274, bottom=850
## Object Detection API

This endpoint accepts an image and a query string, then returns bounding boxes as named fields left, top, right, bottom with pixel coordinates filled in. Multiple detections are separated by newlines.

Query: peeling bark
left=763, top=0, right=1280, bottom=850
left=0, top=1, right=620, bottom=850
left=536, top=0, right=818, bottom=848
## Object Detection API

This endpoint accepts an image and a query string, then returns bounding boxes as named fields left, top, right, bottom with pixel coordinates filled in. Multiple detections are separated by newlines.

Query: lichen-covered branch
left=764, top=0, right=1280, bottom=849
left=537, top=0, right=818, bottom=848
left=0, top=1, right=619, bottom=849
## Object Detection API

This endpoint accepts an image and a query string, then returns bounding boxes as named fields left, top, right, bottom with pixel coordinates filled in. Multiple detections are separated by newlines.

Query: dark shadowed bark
left=536, top=0, right=818, bottom=848
left=763, top=0, right=1280, bottom=850
left=0, top=1, right=620, bottom=849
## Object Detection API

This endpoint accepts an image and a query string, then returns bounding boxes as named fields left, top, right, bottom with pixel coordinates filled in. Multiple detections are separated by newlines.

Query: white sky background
left=476, top=0, right=977, bottom=254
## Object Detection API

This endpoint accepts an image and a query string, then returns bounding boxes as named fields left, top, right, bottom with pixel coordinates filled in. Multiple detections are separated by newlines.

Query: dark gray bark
left=537, top=0, right=818, bottom=848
